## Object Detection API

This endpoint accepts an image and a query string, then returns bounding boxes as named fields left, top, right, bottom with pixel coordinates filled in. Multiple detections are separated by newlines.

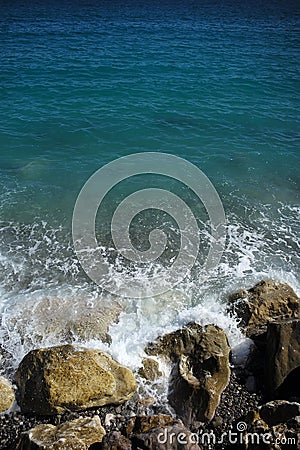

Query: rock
left=138, top=358, right=162, bottom=381
left=265, top=319, right=300, bottom=399
left=228, top=280, right=299, bottom=337
left=126, top=415, right=176, bottom=435
left=242, top=400, right=300, bottom=449
left=259, top=400, right=300, bottom=426
left=168, top=324, right=231, bottom=425
left=15, top=415, right=105, bottom=449
left=102, top=431, right=132, bottom=450
left=145, top=322, right=206, bottom=361
left=16, top=344, right=137, bottom=415
left=125, top=415, right=202, bottom=450
left=5, top=295, right=122, bottom=348
left=0, top=376, right=15, bottom=413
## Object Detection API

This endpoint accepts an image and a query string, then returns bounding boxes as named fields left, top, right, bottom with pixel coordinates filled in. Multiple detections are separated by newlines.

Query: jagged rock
left=126, top=415, right=202, bottom=450
left=228, top=280, right=299, bottom=338
left=15, top=415, right=105, bottom=449
left=0, top=376, right=15, bottom=413
left=242, top=400, right=300, bottom=449
left=167, top=324, right=231, bottom=425
left=265, top=319, right=300, bottom=399
left=138, top=358, right=162, bottom=381
left=16, top=344, right=136, bottom=415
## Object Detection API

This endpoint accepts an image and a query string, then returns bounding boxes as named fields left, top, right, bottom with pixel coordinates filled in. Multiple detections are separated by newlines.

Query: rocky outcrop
left=265, top=319, right=300, bottom=399
left=242, top=400, right=300, bottom=449
left=168, top=324, right=231, bottom=425
left=16, top=345, right=137, bottom=415
left=228, top=280, right=299, bottom=338
left=147, top=323, right=230, bottom=425
left=0, top=376, right=15, bottom=413
left=138, top=358, right=162, bottom=381
left=15, top=415, right=106, bottom=449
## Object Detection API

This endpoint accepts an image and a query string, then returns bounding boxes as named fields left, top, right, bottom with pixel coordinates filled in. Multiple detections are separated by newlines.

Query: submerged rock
left=16, top=344, right=136, bottom=415
left=4, top=295, right=123, bottom=350
left=265, top=319, right=300, bottom=399
left=15, top=415, right=105, bottom=449
left=228, top=280, right=299, bottom=338
left=0, top=376, right=15, bottom=413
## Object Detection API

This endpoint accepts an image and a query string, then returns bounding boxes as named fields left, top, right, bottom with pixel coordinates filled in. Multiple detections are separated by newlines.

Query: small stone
left=0, top=376, right=15, bottom=413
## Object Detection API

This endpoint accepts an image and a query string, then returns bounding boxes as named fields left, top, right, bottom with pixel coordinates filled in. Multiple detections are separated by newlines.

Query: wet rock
left=145, top=322, right=204, bottom=362
left=228, top=280, right=299, bottom=338
left=16, top=344, right=136, bottom=415
left=168, top=324, right=231, bottom=425
left=15, top=415, right=105, bottom=449
left=265, top=319, right=300, bottom=399
left=138, top=358, right=162, bottom=381
left=0, top=376, right=15, bottom=413
left=5, top=296, right=123, bottom=348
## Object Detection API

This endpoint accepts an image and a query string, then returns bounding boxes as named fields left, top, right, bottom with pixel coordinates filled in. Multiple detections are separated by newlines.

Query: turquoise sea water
left=0, top=1, right=299, bottom=373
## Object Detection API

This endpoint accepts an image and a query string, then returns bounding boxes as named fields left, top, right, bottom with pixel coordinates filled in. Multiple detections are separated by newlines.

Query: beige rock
left=16, top=415, right=105, bottom=449
left=16, top=344, right=137, bottom=415
left=138, top=358, right=162, bottom=381
left=0, top=376, right=15, bottom=413
left=228, top=280, right=299, bottom=338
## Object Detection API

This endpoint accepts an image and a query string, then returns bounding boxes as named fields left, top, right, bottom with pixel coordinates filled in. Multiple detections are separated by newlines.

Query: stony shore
left=0, top=280, right=299, bottom=449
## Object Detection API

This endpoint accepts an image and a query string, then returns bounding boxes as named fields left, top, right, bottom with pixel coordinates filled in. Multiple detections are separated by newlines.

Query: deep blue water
left=0, top=0, right=299, bottom=367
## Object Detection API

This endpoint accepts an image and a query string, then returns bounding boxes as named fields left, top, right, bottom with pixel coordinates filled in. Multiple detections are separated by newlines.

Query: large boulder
left=15, top=415, right=106, bottom=449
left=0, top=376, right=15, bottom=413
left=16, top=344, right=136, bottom=415
left=167, top=324, right=231, bottom=425
left=265, top=319, right=300, bottom=399
left=228, top=280, right=299, bottom=338
left=146, top=323, right=231, bottom=425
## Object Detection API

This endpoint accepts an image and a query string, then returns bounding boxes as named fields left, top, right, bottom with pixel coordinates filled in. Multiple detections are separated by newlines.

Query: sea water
left=0, top=0, right=299, bottom=394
